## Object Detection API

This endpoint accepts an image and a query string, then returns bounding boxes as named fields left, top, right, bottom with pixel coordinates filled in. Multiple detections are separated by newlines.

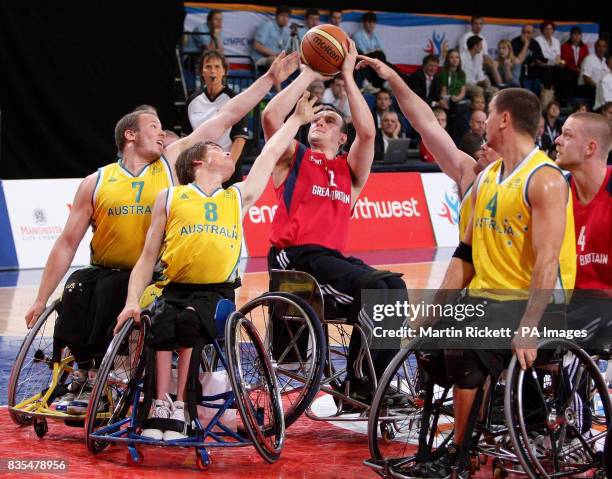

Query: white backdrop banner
left=2, top=179, right=93, bottom=269
left=184, top=4, right=599, bottom=71
left=420, top=173, right=461, bottom=248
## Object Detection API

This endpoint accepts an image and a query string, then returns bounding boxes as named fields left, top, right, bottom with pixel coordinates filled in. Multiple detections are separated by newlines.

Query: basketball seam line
left=310, top=28, right=346, bottom=58
left=304, top=36, right=342, bottom=72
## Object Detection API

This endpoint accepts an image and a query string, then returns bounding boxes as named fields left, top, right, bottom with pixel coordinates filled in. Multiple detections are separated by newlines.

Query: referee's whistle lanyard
left=545, top=122, right=558, bottom=144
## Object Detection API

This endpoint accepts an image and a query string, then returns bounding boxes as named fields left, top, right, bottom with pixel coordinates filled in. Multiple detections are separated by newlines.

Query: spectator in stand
left=561, top=26, right=589, bottom=97
left=594, top=56, right=612, bottom=111
left=535, top=21, right=571, bottom=104
left=307, top=81, right=325, bottom=102
left=370, top=88, right=394, bottom=128
left=322, top=76, right=352, bottom=122
left=572, top=101, right=589, bottom=113
left=374, top=111, right=402, bottom=162
left=494, top=39, right=522, bottom=87
left=420, top=108, right=448, bottom=163
left=458, top=110, right=486, bottom=154
left=458, top=16, right=495, bottom=73
left=353, top=11, right=387, bottom=91
left=602, top=102, right=612, bottom=123
left=580, top=38, right=610, bottom=105
left=298, top=8, right=320, bottom=41
left=252, top=6, right=292, bottom=70
left=439, top=49, right=470, bottom=140
left=407, top=54, right=445, bottom=110
left=511, top=24, right=546, bottom=93
left=535, top=115, right=553, bottom=154
left=471, top=93, right=486, bottom=113
left=186, top=9, right=224, bottom=54
left=329, top=9, right=342, bottom=27
left=543, top=100, right=562, bottom=157
left=461, top=36, right=497, bottom=99
left=183, top=50, right=249, bottom=187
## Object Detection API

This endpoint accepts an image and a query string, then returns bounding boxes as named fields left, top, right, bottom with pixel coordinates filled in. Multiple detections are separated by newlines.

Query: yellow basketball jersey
left=468, top=149, right=576, bottom=300
left=159, top=184, right=242, bottom=285
left=91, top=157, right=173, bottom=269
left=458, top=182, right=473, bottom=240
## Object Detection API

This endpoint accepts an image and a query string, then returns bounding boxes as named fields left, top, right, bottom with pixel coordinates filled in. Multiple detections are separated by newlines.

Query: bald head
left=470, top=110, right=487, bottom=137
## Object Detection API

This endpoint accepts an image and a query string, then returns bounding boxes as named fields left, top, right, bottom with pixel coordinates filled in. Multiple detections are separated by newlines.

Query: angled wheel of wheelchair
left=505, top=338, right=612, bottom=479
left=7, top=299, right=65, bottom=425
left=238, top=292, right=325, bottom=428
left=225, top=311, right=285, bottom=463
left=367, top=341, right=454, bottom=475
left=85, top=317, right=147, bottom=454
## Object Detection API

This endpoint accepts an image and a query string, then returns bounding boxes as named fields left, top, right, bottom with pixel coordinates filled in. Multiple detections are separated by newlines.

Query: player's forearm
left=217, top=73, right=276, bottom=130
left=125, top=257, right=155, bottom=306
left=262, top=69, right=317, bottom=136
left=520, top=254, right=561, bottom=329
left=388, top=73, right=437, bottom=132
left=35, top=239, right=78, bottom=304
left=344, top=75, right=374, bottom=139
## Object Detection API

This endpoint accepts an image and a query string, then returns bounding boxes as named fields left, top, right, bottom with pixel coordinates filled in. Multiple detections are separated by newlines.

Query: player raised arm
left=356, top=56, right=476, bottom=196
left=239, top=92, right=321, bottom=211
left=114, top=189, right=167, bottom=333
left=164, top=51, right=300, bottom=173
left=343, top=40, right=376, bottom=197
left=24, top=174, right=96, bottom=328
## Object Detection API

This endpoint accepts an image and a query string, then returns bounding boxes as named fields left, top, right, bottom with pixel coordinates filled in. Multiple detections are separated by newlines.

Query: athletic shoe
left=66, top=369, right=97, bottom=415
left=162, top=400, right=188, bottom=441
left=141, top=398, right=171, bottom=441
left=56, top=369, right=87, bottom=412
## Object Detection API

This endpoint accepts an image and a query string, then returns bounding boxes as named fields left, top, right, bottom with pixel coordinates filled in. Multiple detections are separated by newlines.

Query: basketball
left=300, top=24, right=349, bottom=75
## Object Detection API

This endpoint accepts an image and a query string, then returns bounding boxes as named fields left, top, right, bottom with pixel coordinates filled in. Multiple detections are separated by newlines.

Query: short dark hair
left=207, top=9, right=222, bottom=24
left=304, top=8, right=319, bottom=18
left=276, top=5, right=291, bottom=16
left=570, top=26, right=582, bottom=36
left=175, top=142, right=209, bottom=185
left=422, top=54, right=439, bottom=65
left=375, top=88, right=391, bottom=98
left=471, top=16, right=484, bottom=23
left=467, top=35, right=483, bottom=50
left=114, top=111, right=154, bottom=152
left=329, top=9, right=343, bottom=14
left=540, top=20, right=555, bottom=33
left=362, top=11, right=377, bottom=23
left=492, top=88, right=541, bottom=138
left=317, top=104, right=348, bottom=134
left=602, top=101, right=612, bottom=113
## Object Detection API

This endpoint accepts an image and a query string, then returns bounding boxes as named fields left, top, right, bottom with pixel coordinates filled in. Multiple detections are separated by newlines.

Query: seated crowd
left=183, top=8, right=612, bottom=166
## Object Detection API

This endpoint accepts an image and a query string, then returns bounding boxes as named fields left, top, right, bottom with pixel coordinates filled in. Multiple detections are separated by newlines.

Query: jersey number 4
left=577, top=225, right=586, bottom=252
left=485, top=192, right=498, bottom=218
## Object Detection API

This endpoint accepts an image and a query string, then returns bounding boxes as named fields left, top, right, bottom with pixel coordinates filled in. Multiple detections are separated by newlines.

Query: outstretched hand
left=341, top=39, right=358, bottom=78
left=355, top=55, right=395, bottom=81
left=292, top=91, right=323, bottom=124
left=267, top=51, right=301, bottom=84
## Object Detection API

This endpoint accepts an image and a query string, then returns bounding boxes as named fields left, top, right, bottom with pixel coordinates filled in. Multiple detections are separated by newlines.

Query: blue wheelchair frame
left=88, top=299, right=259, bottom=467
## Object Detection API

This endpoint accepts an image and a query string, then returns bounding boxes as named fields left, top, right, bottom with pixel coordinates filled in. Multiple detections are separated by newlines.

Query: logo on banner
left=33, top=208, right=46, bottom=225
left=439, top=191, right=460, bottom=226
left=424, top=30, right=448, bottom=58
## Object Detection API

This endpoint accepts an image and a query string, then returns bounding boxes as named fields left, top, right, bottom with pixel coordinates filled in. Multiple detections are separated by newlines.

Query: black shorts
left=567, top=292, right=612, bottom=352
left=268, top=244, right=376, bottom=321
left=147, top=282, right=236, bottom=350
left=53, top=266, right=131, bottom=357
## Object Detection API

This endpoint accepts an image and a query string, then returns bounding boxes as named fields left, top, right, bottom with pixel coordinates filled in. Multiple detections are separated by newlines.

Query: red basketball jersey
left=271, top=142, right=352, bottom=251
left=571, top=166, right=612, bottom=291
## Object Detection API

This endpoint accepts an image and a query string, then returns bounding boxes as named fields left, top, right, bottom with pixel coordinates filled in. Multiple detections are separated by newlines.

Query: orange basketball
left=300, top=24, right=349, bottom=75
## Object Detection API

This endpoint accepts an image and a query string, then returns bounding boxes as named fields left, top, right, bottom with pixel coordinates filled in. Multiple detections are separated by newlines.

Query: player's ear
left=339, top=132, right=348, bottom=147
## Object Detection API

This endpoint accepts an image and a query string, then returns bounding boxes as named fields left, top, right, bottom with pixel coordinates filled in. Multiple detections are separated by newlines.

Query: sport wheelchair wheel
left=238, top=292, right=325, bottom=428
left=366, top=342, right=454, bottom=476
left=85, top=317, right=147, bottom=454
left=505, top=338, right=612, bottom=478
left=226, top=311, right=285, bottom=463
left=8, top=299, right=64, bottom=425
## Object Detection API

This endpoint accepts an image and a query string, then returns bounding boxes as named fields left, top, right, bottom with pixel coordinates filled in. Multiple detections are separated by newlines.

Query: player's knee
left=176, top=308, right=201, bottom=348
left=445, top=350, right=487, bottom=389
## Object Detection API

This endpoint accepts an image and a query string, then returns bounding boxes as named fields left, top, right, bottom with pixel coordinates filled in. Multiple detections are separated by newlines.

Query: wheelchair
left=364, top=338, right=611, bottom=478
left=7, top=285, right=162, bottom=437
left=7, top=299, right=88, bottom=436
left=84, top=299, right=285, bottom=470
left=237, top=269, right=402, bottom=429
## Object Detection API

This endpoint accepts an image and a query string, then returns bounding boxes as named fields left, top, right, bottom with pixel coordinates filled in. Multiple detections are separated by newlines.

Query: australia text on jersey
left=107, top=205, right=153, bottom=216
left=180, top=223, right=238, bottom=239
